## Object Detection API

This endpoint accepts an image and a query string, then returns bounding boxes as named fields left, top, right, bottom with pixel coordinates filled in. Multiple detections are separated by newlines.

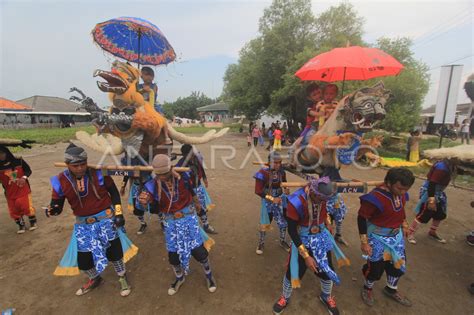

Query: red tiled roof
left=0, top=97, right=32, bottom=110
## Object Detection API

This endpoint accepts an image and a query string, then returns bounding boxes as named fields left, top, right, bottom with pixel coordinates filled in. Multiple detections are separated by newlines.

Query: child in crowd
left=252, top=126, right=262, bottom=147
left=273, top=127, right=283, bottom=151
left=0, top=146, right=37, bottom=234
left=407, top=130, right=421, bottom=162
left=266, top=125, right=275, bottom=151
left=138, top=66, right=172, bottom=145
left=315, top=84, right=339, bottom=130
left=300, top=83, right=322, bottom=138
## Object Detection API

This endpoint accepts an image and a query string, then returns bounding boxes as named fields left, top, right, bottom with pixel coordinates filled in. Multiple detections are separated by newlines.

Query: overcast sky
left=1, top=0, right=472, bottom=110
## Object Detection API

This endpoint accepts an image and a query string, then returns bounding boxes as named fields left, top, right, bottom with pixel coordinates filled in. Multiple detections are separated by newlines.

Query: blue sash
left=289, top=225, right=350, bottom=288
left=367, top=222, right=405, bottom=272
left=195, top=184, right=215, bottom=212
left=163, top=206, right=214, bottom=273
left=54, top=209, right=138, bottom=276
left=414, top=180, right=447, bottom=215
left=326, top=193, right=348, bottom=223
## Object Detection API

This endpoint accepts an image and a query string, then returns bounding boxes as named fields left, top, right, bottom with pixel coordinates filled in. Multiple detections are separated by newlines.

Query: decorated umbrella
left=295, top=46, right=404, bottom=95
left=91, top=16, right=176, bottom=67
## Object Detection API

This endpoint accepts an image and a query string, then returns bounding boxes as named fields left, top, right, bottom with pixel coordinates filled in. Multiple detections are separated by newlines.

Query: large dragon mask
left=341, top=81, right=390, bottom=132
left=76, top=60, right=228, bottom=158
left=95, top=61, right=143, bottom=109
left=294, top=82, right=391, bottom=172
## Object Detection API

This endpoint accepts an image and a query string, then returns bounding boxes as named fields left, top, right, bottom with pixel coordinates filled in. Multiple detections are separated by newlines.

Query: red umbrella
left=295, top=46, right=404, bottom=94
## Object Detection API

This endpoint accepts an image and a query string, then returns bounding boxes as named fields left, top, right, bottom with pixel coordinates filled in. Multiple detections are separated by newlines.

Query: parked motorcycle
left=437, top=125, right=458, bottom=141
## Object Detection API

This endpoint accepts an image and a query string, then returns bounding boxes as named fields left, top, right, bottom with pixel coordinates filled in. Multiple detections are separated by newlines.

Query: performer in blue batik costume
left=47, top=144, right=137, bottom=297
left=358, top=168, right=415, bottom=307
left=176, top=144, right=217, bottom=234
left=272, top=177, right=350, bottom=315
left=120, top=173, right=158, bottom=235
left=407, top=158, right=459, bottom=245
left=254, top=152, right=290, bottom=255
left=139, top=154, right=217, bottom=296
left=326, top=193, right=349, bottom=246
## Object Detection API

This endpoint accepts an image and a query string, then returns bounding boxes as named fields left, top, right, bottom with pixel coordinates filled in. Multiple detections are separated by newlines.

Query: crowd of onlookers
left=245, top=120, right=291, bottom=151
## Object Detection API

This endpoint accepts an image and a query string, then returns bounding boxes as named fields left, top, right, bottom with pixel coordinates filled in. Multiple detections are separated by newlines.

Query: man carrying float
left=272, top=177, right=350, bottom=315
left=139, top=154, right=217, bottom=295
left=176, top=144, right=217, bottom=234
left=358, top=168, right=414, bottom=307
left=47, top=144, right=137, bottom=297
left=254, top=152, right=290, bottom=255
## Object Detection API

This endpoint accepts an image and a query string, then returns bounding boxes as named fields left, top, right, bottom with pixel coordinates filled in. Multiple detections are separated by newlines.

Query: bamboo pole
left=54, top=162, right=189, bottom=173
left=281, top=181, right=383, bottom=188
left=253, top=161, right=290, bottom=166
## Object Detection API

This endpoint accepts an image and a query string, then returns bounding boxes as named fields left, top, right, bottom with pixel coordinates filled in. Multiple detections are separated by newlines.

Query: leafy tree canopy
left=162, top=91, right=215, bottom=120
left=222, top=1, right=430, bottom=133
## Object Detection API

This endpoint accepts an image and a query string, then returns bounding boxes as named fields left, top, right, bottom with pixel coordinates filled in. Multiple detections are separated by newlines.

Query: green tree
left=164, top=91, right=215, bottom=120
left=223, top=2, right=429, bottom=134
left=375, top=37, right=430, bottom=133
left=223, top=39, right=267, bottom=121
left=162, top=102, right=175, bottom=120
left=223, top=0, right=317, bottom=122
left=269, top=3, right=365, bottom=127
left=315, top=3, right=365, bottom=49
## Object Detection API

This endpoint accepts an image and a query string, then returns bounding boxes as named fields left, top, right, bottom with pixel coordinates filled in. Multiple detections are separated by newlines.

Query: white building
left=0, top=96, right=91, bottom=129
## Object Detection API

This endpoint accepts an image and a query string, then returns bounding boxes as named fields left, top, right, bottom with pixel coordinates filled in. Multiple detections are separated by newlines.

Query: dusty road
left=0, top=133, right=473, bottom=314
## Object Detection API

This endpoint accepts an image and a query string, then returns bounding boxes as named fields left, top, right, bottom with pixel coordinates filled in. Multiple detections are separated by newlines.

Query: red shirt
left=286, top=189, right=328, bottom=227
left=51, top=169, right=114, bottom=217
left=358, top=187, right=408, bottom=229
left=145, top=174, right=194, bottom=214
left=254, top=168, right=286, bottom=197
left=0, top=164, right=31, bottom=199
left=273, top=129, right=282, bottom=140
left=427, top=161, right=451, bottom=187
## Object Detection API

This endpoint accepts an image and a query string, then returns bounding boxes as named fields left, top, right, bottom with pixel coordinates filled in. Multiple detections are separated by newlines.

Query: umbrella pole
left=341, top=67, right=346, bottom=97
left=137, top=29, right=142, bottom=69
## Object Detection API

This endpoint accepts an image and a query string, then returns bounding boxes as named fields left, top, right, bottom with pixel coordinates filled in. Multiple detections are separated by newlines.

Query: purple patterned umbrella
left=92, top=16, right=176, bottom=66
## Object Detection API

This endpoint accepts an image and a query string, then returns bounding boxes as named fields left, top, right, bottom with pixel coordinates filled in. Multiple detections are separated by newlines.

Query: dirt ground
left=0, top=132, right=473, bottom=315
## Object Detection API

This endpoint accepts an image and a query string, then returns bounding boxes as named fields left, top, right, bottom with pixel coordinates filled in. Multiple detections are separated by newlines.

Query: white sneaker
left=407, top=234, right=416, bottom=245
left=429, top=232, right=446, bottom=244
left=119, top=276, right=131, bottom=297
left=168, top=277, right=185, bottom=296
left=256, top=243, right=264, bottom=255
left=206, top=276, right=217, bottom=293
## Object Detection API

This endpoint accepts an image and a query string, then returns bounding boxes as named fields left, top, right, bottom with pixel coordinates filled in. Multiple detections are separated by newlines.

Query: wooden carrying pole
left=282, top=180, right=383, bottom=194
left=282, top=181, right=383, bottom=188
left=54, top=163, right=189, bottom=177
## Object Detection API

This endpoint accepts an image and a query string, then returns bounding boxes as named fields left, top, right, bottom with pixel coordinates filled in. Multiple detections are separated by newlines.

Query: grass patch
left=174, top=126, right=222, bottom=134
left=2, top=123, right=241, bottom=148
left=1, top=125, right=96, bottom=144
left=174, top=123, right=243, bottom=134
left=225, top=123, right=244, bottom=133
left=1, top=125, right=96, bottom=152
left=418, top=137, right=459, bottom=151
left=376, top=147, right=406, bottom=159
